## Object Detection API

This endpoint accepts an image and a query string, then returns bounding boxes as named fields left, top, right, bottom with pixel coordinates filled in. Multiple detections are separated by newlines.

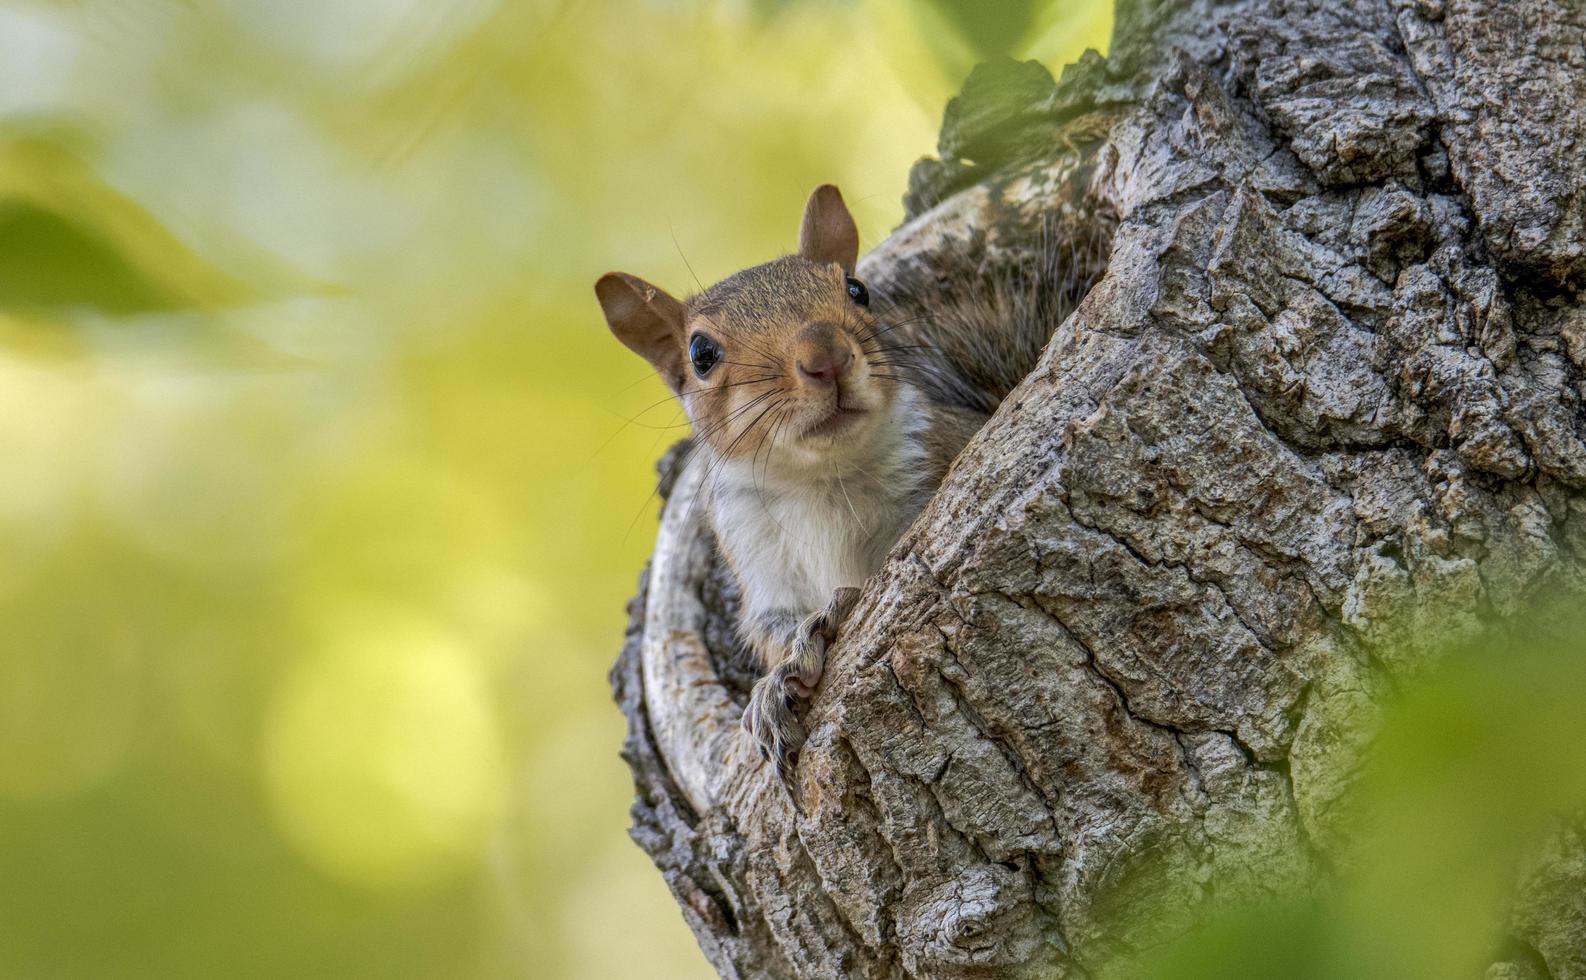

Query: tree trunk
left=611, top=1, right=1586, bottom=976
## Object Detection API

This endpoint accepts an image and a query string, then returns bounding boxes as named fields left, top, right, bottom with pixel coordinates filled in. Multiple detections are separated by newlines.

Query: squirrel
left=596, top=184, right=1091, bottom=787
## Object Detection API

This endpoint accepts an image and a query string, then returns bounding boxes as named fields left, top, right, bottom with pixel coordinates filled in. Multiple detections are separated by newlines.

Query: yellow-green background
left=0, top=2, right=1109, bottom=977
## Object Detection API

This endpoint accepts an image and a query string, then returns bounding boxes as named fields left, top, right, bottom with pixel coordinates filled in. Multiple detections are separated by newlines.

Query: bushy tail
left=869, top=223, right=1113, bottom=416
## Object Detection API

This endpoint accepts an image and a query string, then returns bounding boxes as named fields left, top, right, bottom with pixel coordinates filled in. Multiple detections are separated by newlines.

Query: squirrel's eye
left=845, top=276, right=869, bottom=307
left=688, top=333, right=723, bottom=377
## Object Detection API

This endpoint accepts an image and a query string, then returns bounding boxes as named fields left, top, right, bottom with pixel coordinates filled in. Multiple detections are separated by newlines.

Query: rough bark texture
left=612, top=1, right=1586, bottom=976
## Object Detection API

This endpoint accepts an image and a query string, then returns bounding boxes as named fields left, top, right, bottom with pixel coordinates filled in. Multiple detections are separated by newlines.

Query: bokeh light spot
left=262, top=607, right=506, bottom=892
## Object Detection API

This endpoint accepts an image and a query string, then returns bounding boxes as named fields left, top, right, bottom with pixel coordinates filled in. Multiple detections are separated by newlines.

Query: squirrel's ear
left=595, top=272, right=688, bottom=393
left=798, top=184, right=859, bottom=273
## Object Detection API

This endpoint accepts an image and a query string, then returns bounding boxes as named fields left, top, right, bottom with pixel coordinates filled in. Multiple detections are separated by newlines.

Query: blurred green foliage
left=0, top=1, right=1108, bottom=977
left=1124, top=611, right=1586, bottom=980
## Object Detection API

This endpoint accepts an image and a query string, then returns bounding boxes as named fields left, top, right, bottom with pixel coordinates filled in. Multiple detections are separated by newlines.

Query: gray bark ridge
left=611, top=1, right=1586, bottom=977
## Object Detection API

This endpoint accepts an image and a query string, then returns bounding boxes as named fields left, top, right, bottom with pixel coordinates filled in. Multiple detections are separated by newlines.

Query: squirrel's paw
left=742, top=666, right=808, bottom=787
left=741, top=587, right=861, bottom=786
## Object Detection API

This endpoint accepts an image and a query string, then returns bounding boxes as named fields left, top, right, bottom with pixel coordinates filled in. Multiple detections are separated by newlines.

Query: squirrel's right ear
left=595, top=272, right=688, bottom=393
left=798, top=184, right=859, bottom=273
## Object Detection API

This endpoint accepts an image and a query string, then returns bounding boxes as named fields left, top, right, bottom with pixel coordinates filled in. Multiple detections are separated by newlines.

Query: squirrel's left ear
left=798, top=184, right=859, bottom=273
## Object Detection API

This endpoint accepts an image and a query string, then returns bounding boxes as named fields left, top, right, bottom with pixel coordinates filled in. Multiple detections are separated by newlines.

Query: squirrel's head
left=596, top=184, right=902, bottom=470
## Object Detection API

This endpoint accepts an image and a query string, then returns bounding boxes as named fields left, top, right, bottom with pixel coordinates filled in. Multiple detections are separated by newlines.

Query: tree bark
left=611, top=1, right=1586, bottom=976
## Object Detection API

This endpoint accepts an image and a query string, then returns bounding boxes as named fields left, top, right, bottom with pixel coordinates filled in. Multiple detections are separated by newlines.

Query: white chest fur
left=704, top=389, right=930, bottom=615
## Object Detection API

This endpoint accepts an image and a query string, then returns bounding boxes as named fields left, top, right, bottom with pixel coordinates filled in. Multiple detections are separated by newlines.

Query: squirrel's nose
left=797, top=346, right=853, bottom=385
left=794, top=323, right=853, bottom=386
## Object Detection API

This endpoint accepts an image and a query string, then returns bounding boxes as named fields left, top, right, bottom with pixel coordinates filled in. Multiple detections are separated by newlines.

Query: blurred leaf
left=919, top=0, right=1046, bottom=58
left=0, top=139, right=253, bottom=310
left=865, top=0, right=1110, bottom=117
left=0, top=203, right=173, bottom=314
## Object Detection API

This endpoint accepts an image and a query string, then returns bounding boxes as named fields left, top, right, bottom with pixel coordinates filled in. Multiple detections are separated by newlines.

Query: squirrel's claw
left=742, top=667, right=808, bottom=787
left=812, top=587, right=860, bottom=644
left=832, top=584, right=862, bottom=620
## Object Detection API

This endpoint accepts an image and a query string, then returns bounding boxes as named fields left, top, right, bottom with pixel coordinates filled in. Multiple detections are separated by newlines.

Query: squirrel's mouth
left=801, top=405, right=866, bottom=440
